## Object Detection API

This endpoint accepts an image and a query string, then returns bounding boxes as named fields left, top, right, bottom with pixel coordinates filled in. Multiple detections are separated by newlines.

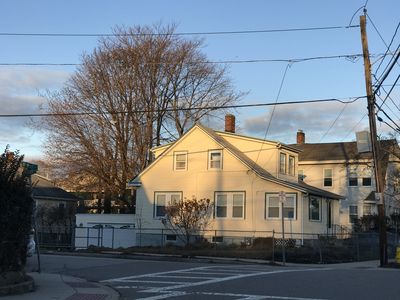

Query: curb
left=0, top=275, right=35, bottom=297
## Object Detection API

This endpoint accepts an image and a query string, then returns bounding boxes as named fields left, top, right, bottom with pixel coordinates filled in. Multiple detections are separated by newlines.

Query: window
left=154, top=192, right=182, bottom=217
left=349, top=177, right=358, bottom=186
left=265, top=193, right=296, bottom=219
left=323, top=169, right=332, bottom=187
left=232, top=194, right=244, bottom=218
left=216, top=194, right=227, bottom=218
left=363, top=204, right=372, bottom=215
left=349, top=205, right=358, bottom=223
left=288, top=155, right=295, bottom=176
left=348, top=169, right=358, bottom=186
left=362, top=177, right=372, bottom=186
left=298, top=169, right=306, bottom=181
left=174, top=152, right=187, bottom=170
left=166, top=235, right=177, bottom=241
left=279, top=153, right=287, bottom=174
left=309, top=197, right=321, bottom=221
left=215, top=192, right=245, bottom=219
left=209, top=150, right=222, bottom=169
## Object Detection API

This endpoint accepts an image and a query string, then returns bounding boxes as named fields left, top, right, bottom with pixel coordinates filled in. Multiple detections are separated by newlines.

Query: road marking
left=135, top=268, right=331, bottom=300
left=200, top=291, right=328, bottom=300
left=135, top=290, right=328, bottom=300
left=101, top=265, right=210, bottom=282
left=152, top=274, right=219, bottom=280
left=143, top=268, right=329, bottom=293
left=118, top=280, right=188, bottom=284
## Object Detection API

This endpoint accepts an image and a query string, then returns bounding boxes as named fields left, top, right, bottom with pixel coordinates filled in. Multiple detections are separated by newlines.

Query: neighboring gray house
left=291, top=130, right=400, bottom=227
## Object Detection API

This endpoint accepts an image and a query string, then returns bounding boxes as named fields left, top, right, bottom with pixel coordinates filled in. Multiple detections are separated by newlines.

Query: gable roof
left=33, top=187, right=78, bottom=202
left=130, top=123, right=343, bottom=200
left=292, top=139, right=400, bottom=162
left=199, top=125, right=343, bottom=200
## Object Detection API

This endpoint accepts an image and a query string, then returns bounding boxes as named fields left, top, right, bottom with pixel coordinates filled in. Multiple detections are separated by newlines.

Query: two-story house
left=129, top=115, right=343, bottom=246
left=292, top=130, right=400, bottom=228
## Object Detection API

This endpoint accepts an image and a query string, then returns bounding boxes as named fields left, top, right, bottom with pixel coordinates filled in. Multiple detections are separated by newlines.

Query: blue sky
left=0, top=0, right=399, bottom=159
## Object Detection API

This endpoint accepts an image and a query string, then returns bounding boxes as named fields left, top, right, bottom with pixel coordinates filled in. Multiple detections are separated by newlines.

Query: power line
left=0, top=53, right=366, bottom=67
left=319, top=103, right=348, bottom=142
left=0, top=25, right=359, bottom=38
left=340, top=113, right=368, bottom=141
left=375, top=72, right=400, bottom=111
left=373, top=45, right=400, bottom=94
left=254, top=63, right=291, bottom=166
left=0, top=96, right=365, bottom=118
left=371, top=17, right=400, bottom=75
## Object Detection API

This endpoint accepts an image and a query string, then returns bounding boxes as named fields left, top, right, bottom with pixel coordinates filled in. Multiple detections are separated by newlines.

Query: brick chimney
left=225, top=114, right=235, bottom=133
left=297, top=129, right=305, bottom=144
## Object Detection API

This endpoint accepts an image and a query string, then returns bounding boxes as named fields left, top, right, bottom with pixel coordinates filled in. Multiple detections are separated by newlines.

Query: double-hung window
left=154, top=192, right=182, bottom=217
left=174, top=151, right=187, bottom=171
left=362, top=168, right=372, bottom=186
left=265, top=193, right=296, bottom=219
left=209, top=150, right=222, bottom=169
left=309, top=196, right=321, bottom=221
left=215, top=192, right=245, bottom=219
left=288, top=155, right=295, bottom=176
left=323, top=169, right=333, bottom=187
left=348, top=169, right=358, bottom=186
left=279, top=153, right=287, bottom=174
left=349, top=205, right=358, bottom=223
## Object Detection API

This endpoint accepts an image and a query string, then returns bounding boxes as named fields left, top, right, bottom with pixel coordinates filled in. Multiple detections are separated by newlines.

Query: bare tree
left=163, top=197, right=213, bottom=246
left=41, top=24, right=240, bottom=211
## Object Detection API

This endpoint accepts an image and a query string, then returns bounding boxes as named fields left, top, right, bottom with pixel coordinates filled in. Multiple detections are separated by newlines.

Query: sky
left=0, top=0, right=399, bottom=160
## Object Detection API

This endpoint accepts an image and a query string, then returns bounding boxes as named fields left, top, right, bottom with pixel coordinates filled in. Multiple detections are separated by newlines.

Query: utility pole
left=360, top=11, right=388, bottom=266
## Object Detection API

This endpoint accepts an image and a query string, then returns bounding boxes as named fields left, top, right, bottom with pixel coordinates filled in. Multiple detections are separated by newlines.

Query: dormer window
left=279, top=153, right=287, bottom=174
left=288, top=155, right=295, bottom=176
left=209, top=150, right=222, bottom=169
left=174, top=151, right=187, bottom=171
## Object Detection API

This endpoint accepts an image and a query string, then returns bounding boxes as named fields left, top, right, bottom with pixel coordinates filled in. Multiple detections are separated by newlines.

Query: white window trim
left=309, top=196, right=322, bottom=222
left=174, top=151, right=188, bottom=171
left=154, top=192, right=182, bottom=218
left=265, top=193, right=297, bottom=220
left=209, top=150, right=223, bottom=170
left=214, top=191, right=245, bottom=219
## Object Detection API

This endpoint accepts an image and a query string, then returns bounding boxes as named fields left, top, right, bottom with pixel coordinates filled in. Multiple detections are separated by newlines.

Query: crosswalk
left=102, top=265, right=328, bottom=300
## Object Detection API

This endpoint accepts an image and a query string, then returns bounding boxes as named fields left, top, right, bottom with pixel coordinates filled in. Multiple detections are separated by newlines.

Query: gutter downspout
left=302, top=193, right=308, bottom=246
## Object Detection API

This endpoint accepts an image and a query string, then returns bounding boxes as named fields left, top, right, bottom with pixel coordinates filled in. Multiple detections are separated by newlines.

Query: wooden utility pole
left=360, top=12, right=388, bottom=266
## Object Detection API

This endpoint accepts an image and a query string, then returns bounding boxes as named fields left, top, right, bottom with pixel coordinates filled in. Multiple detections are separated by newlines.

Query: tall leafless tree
left=41, top=24, right=241, bottom=211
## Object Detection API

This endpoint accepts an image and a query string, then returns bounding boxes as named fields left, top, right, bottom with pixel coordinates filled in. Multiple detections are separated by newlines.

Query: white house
left=292, top=130, right=400, bottom=228
left=129, top=115, right=343, bottom=245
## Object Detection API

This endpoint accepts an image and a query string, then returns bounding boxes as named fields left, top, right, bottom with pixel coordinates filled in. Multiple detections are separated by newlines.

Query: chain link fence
left=36, top=225, right=399, bottom=263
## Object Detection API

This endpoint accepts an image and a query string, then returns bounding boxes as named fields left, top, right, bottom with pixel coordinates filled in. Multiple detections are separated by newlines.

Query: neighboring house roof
left=291, top=139, right=400, bottom=162
left=32, top=187, right=78, bottom=202
left=31, top=174, right=78, bottom=202
left=130, top=123, right=343, bottom=200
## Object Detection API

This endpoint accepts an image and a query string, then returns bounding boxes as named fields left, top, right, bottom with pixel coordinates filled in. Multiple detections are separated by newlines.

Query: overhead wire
left=318, top=103, right=349, bottom=142
left=0, top=25, right=359, bottom=37
left=340, top=113, right=368, bottom=141
left=0, top=53, right=366, bottom=67
left=0, top=96, right=365, bottom=118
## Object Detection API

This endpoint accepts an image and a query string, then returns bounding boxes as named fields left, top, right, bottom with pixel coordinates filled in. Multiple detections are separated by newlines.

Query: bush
left=0, top=148, right=34, bottom=278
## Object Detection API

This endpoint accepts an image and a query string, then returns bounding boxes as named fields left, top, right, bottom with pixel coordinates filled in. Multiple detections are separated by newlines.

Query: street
left=27, top=254, right=400, bottom=300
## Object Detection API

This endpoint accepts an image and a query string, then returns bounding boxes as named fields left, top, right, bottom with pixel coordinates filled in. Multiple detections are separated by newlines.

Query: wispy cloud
left=241, top=101, right=372, bottom=143
left=0, top=68, right=70, bottom=157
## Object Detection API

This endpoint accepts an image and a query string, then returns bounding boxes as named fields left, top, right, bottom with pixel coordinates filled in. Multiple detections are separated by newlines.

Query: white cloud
left=241, top=100, right=372, bottom=144
left=0, top=68, right=71, bottom=157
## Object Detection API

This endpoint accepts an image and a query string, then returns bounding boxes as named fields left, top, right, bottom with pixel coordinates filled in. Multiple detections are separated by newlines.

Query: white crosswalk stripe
left=103, top=265, right=329, bottom=300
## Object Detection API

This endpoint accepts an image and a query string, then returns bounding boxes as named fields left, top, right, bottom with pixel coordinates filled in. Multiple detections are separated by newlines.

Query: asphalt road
left=27, top=254, right=400, bottom=300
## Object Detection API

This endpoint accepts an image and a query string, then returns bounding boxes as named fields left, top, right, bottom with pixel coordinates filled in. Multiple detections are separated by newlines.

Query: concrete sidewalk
left=2, top=273, right=119, bottom=300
